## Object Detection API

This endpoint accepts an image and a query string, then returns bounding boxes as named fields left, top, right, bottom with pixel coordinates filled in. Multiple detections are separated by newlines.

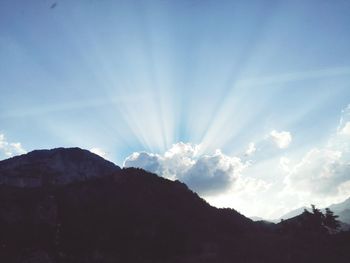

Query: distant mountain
left=0, top=148, right=350, bottom=263
left=339, top=209, right=350, bottom=224
left=329, top=197, right=350, bottom=224
left=329, top=197, right=350, bottom=212
left=278, top=198, right=350, bottom=225
left=278, top=206, right=309, bottom=221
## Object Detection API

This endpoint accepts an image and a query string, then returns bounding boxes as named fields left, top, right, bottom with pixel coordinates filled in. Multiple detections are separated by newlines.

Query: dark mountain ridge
left=0, top=148, right=119, bottom=187
left=0, top=148, right=349, bottom=263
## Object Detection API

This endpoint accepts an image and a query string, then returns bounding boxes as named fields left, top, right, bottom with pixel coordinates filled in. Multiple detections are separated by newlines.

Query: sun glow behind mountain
left=1, top=0, right=350, bottom=218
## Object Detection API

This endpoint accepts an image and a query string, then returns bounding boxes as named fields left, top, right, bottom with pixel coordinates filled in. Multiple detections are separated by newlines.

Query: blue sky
left=1, top=0, right=350, bottom=218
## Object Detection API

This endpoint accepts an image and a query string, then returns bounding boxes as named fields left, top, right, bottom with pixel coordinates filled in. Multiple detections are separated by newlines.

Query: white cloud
left=89, top=147, right=108, bottom=159
left=280, top=156, right=290, bottom=172
left=0, top=133, right=26, bottom=159
left=339, top=122, right=350, bottom=136
left=234, top=176, right=271, bottom=193
left=182, top=150, right=246, bottom=195
left=338, top=180, right=350, bottom=198
left=285, top=149, right=347, bottom=194
left=123, top=105, right=350, bottom=218
left=124, top=142, right=249, bottom=196
left=337, top=104, right=350, bottom=136
left=124, top=151, right=162, bottom=173
left=205, top=176, right=272, bottom=217
left=284, top=105, right=350, bottom=207
left=269, top=130, right=292, bottom=149
left=245, top=142, right=256, bottom=156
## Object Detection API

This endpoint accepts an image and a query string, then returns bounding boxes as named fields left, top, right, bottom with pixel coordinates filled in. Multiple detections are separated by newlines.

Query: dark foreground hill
left=0, top=148, right=350, bottom=263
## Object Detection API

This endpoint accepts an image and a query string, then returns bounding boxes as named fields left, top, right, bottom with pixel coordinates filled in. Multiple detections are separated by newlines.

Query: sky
left=1, top=0, right=350, bottom=219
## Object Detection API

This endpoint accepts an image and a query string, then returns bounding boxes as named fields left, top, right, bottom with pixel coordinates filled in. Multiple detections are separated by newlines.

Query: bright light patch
left=245, top=142, right=256, bottom=156
left=269, top=130, right=292, bottom=149
left=0, top=134, right=26, bottom=159
left=280, top=156, right=290, bottom=172
left=90, top=147, right=108, bottom=159
left=340, top=122, right=350, bottom=136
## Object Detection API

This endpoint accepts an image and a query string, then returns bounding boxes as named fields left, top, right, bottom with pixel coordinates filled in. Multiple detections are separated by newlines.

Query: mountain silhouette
left=0, top=148, right=350, bottom=263
left=0, top=148, right=119, bottom=187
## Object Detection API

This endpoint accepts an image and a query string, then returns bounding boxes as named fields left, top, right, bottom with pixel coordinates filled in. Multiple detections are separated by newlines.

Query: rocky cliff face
left=0, top=148, right=120, bottom=187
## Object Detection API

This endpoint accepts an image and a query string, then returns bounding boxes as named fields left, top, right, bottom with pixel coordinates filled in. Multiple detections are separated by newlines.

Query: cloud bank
left=284, top=105, right=350, bottom=205
left=123, top=106, right=350, bottom=218
left=124, top=142, right=248, bottom=195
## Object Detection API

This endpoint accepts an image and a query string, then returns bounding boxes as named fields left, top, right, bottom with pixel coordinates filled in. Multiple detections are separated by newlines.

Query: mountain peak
left=0, top=147, right=120, bottom=187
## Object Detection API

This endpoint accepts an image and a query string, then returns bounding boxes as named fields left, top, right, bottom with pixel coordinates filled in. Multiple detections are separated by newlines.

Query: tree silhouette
left=324, top=208, right=340, bottom=230
left=310, top=204, right=325, bottom=232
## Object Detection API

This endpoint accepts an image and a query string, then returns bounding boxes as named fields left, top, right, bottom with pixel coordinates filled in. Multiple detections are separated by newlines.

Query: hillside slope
left=0, top=148, right=349, bottom=263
